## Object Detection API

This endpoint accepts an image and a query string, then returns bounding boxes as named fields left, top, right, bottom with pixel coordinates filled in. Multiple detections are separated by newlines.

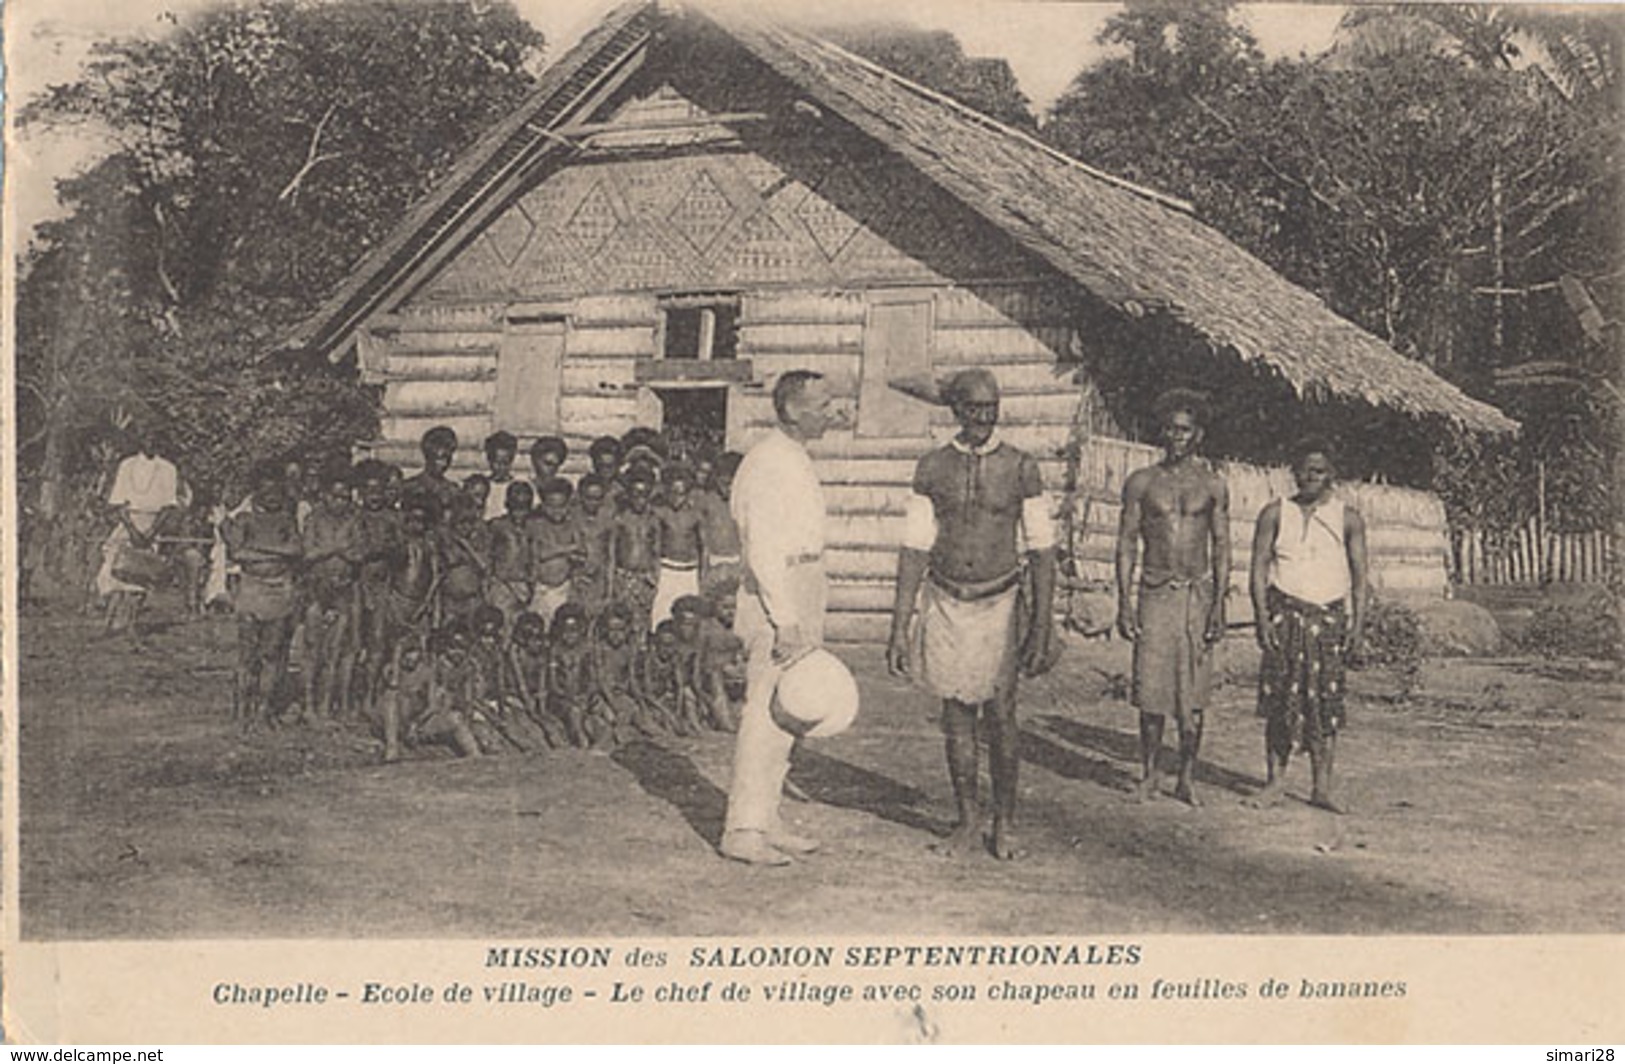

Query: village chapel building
left=287, top=1, right=1515, bottom=641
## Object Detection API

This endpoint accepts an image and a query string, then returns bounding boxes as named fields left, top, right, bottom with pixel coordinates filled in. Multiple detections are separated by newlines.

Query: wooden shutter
left=494, top=317, right=566, bottom=434
left=858, top=294, right=933, bottom=437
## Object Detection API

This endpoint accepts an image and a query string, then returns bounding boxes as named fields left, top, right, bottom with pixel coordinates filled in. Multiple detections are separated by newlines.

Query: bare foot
left=1309, top=794, right=1347, bottom=815
left=989, top=822, right=1025, bottom=861
left=1243, top=781, right=1286, bottom=809
left=1172, top=783, right=1203, bottom=808
left=931, top=823, right=980, bottom=858
left=1126, top=776, right=1160, bottom=803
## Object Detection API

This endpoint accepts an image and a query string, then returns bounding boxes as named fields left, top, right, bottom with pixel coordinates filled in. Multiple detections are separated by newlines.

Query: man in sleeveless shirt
left=887, top=368, right=1059, bottom=860
left=1247, top=437, right=1368, bottom=813
left=1115, top=389, right=1230, bottom=807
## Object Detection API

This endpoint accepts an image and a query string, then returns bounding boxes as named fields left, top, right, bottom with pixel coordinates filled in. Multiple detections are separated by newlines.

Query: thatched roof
left=287, top=1, right=1516, bottom=435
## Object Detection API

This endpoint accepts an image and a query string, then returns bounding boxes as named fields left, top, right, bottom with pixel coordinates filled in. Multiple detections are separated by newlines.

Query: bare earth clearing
left=19, top=593, right=1624, bottom=939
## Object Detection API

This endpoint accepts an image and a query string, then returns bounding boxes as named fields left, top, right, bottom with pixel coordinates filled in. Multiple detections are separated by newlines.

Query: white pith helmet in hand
left=771, top=648, right=859, bottom=739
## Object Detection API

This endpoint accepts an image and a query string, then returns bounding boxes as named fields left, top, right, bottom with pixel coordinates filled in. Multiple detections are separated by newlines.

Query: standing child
left=374, top=491, right=440, bottom=712
left=481, top=432, right=521, bottom=521
left=220, top=462, right=303, bottom=731
left=1247, top=437, right=1367, bottom=814
left=352, top=461, right=404, bottom=718
left=299, top=461, right=362, bottom=722
left=486, top=481, right=534, bottom=628
left=528, top=437, right=568, bottom=494
left=439, top=493, right=491, bottom=624
left=587, top=436, right=623, bottom=500
left=650, top=466, right=707, bottom=630
left=571, top=474, right=616, bottom=613
left=610, top=467, right=662, bottom=629
left=401, top=426, right=462, bottom=519
left=526, top=478, right=584, bottom=626
left=698, top=451, right=744, bottom=602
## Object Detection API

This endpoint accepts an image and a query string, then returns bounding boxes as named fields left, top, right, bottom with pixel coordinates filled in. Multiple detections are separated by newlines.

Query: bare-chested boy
left=698, top=451, right=744, bottom=601
left=221, top=462, right=304, bottom=731
left=482, top=431, right=521, bottom=521
left=486, top=481, right=534, bottom=627
left=609, top=467, right=662, bottom=629
left=1115, top=388, right=1231, bottom=807
left=650, top=465, right=707, bottom=630
left=299, top=460, right=361, bottom=722
left=589, top=602, right=660, bottom=742
left=526, top=477, right=584, bottom=626
left=572, top=474, right=616, bottom=613
left=369, top=490, right=440, bottom=714
left=380, top=626, right=481, bottom=762
left=641, top=617, right=692, bottom=735
left=352, top=461, right=404, bottom=716
left=1247, top=436, right=1367, bottom=814
left=438, top=493, right=491, bottom=624
left=547, top=604, right=606, bottom=748
left=505, top=611, right=567, bottom=749
left=887, top=368, right=1058, bottom=860
left=528, top=436, right=568, bottom=494
left=669, top=594, right=715, bottom=734
left=468, top=604, right=543, bottom=753
left=401, top=425, right=462, bottom=520
left=588, top=435, right=623, bottom=498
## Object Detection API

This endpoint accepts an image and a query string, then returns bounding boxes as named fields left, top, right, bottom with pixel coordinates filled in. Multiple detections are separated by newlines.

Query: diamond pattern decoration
left=795, top=168, right=864, bottom=261
left=666, top=170, right=736, bottom=256
left=484, top=203, right=535, bottom=267
left=720, top=208, right=803, bottom=282
left=561, top=181, right=620, bottom=256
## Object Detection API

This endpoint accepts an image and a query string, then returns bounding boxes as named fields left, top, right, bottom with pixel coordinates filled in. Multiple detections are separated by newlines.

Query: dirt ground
left=17, top=589, right=1625, bottom=939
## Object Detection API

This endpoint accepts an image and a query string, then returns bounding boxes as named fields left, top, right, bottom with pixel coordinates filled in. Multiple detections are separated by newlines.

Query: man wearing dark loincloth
left=1115, top=389, right=1230, bottom=807
left=887, top=368, right=1058, bottom=860
left=1246, top=437, right=1367, bottom=813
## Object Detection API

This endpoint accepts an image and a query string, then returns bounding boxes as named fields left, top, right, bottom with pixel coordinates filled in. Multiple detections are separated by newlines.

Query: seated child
left=380, top=631, right=480, bottom=762
left=589, top=601, right=661, bottom=742
left=641, top=617, right=697, bottom=736
left=505, top=611, right=567, bottom=749
left=547, top=603, right=609, bottom=748
left=468, top=604, right=547, bottom=754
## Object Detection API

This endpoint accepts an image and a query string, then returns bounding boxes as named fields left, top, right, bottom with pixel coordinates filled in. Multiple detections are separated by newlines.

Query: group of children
left=220, top=426, right=749, bottom=763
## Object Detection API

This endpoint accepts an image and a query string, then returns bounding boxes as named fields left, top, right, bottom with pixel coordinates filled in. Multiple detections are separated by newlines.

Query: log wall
left=361, top=91, right=1450, bottom=644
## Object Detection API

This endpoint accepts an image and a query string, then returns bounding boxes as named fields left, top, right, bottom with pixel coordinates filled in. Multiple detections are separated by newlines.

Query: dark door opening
left=656, top=386, right=728, bottom=460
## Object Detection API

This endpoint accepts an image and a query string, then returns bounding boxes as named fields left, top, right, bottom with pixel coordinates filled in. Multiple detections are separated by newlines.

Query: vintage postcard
left=4, top=0, right=1621, bottom=1044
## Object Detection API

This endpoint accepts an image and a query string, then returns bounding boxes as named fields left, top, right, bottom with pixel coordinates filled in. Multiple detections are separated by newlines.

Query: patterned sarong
left=916, top=570, right=1022, bottom=704
left=1132, top=578, right=1214, bottom=729
left=1257, top=585, right=1348, bottom=750
left=613, top=567, right=658, bottom=630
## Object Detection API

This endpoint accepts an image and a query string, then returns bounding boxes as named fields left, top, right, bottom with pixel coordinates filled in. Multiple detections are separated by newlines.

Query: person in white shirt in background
left=99, top=427, right=190, bottom=639
left=719, top=370, right=843, bottom=866
left=1247, top=436, right=1368, bottom=814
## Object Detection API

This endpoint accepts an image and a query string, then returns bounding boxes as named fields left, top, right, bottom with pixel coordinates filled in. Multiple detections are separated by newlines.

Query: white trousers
left=722, top=562, right=826, bottom=837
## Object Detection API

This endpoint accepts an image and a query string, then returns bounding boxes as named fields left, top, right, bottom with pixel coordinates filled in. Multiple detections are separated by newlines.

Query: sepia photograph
left=4, top=0, right=1622, bottom=1043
